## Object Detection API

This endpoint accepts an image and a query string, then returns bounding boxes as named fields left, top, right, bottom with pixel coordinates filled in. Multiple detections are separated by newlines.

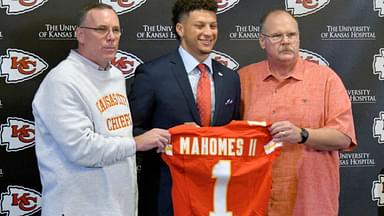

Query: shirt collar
left=71, top=49, right=112, bottom=71
left=178, top=46, right=213, bottom=74
left=262, top=58, right=304, bottom=81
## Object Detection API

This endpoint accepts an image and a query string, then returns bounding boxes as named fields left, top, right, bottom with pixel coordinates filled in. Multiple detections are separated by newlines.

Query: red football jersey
left=162, top=120, right=282, bottom=216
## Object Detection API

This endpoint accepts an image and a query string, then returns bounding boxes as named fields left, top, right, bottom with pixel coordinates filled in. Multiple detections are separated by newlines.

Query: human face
left=259, top=11, right=300, bottom=65
left=76, top=8, right=120, bottom=69
left=176, top=10, right=218, bottom=62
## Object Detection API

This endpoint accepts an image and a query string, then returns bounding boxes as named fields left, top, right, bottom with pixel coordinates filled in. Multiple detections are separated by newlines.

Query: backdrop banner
left=0, top=0, right=383, bottom=215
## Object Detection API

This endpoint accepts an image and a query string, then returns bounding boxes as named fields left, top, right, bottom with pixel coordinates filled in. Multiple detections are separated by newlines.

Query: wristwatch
left=298, top=128, right=309, bottom=144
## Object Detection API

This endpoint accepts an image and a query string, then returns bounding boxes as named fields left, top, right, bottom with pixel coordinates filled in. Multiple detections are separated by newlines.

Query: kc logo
left=0, top=117, right=35, bottom=152
left=101, top=0, right=146, bottom=15
left=0, top=49, right=48, bottom=84
left=374, top=0, right=384, bottom=17
left=373, top=48, right=384, bottom=80
left=0, top=0, right=47, bottom=15
left=210, top=50, right=239, bottom=70
left=299, top=49, right=329, bottom=66
left=285, top=0, right=330, bottom=17
left=215, top=0, right=240, bottom=14
left=372, top=174, right=384, bottom=207
left=0, top=185, right=41, bottom=216
left=112, top=50, right=143, bottom=79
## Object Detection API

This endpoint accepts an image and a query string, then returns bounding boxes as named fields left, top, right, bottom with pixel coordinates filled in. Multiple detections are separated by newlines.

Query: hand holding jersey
left=269, top=120, right=304, bottom=144
left=270, top=120, right=352, bottom=151
left=135, top=128, right=170, bottom=152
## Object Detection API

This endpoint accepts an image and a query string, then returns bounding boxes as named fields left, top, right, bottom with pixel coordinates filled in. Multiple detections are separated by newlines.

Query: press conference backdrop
left=0, top=0, right=383, bottom=215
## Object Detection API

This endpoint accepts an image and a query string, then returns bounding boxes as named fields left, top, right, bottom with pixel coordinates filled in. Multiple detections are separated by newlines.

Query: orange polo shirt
left=238, top=58, right=357, bottom=216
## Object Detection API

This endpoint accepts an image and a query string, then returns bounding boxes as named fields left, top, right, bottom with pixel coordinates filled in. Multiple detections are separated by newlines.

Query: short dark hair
left=259, top=9, right=298, bottom=33
left=78, top=3, right=115, bottom=26
left=172, top=0, right=217, bottom=39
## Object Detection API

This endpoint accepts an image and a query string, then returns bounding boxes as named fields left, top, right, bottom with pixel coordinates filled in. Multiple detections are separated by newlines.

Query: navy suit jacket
left=128, top=50, right=240, bottom=216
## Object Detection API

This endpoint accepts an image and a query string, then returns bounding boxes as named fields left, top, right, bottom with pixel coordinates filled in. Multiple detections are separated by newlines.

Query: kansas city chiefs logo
left=112, top=50, right=143, bottom=79
left=285, top=0, right=330, bottom=17
left=374, top=0, right=384, bottom=17
left=0, top=117, right=35, bottom=152
left=211, top=50, right=239, bottom=70
left=100, top=0, right=146, bottom=15
left=215, top=0, right=240, bottom=14
left=0, top=0, right=47, bottom=15
left=372, top=174, right=384, bottom=206
left=299, top=49, right=329, bottom=66
left=0, top=185, right=41, bottom=216
left=0, top=49, right=48, bottom=84
left=373, top=111, right=384, bottom=144
left=373, top=48, right=384, bottom=80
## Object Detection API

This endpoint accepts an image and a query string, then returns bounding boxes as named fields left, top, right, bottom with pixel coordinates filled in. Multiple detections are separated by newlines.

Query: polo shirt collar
left=262, top=58, right=305, bottom=81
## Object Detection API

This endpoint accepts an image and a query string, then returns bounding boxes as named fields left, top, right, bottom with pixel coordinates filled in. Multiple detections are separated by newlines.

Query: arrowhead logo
left=0, top=117, right=35, bottom=152
left=112, top=50, right=143, bottom=79
left=0, top=0, right=47, bottom=15
left=215, top=0, right=240, bottom=14
left=211, top=50, right=239, bottom=70
left=100, top=0, right=146, bottom=15
left=0, top=49, right=48, bottom=84
left=299, top=49, right=329, bottom=66
left=285, top=0, right=330, bottom=17
left=0, top=185, right=41, bottom=216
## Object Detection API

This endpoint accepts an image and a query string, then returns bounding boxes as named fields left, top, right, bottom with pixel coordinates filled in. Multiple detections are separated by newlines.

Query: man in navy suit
left=128, top=0, right=240, bottom=215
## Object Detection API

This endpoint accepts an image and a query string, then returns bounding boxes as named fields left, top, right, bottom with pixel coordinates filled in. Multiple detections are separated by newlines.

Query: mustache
left=280, top=47, right=294, bottom=52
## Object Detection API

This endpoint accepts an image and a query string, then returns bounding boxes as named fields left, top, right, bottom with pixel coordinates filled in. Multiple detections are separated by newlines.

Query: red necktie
left=196, top=63, right=211, bottom=126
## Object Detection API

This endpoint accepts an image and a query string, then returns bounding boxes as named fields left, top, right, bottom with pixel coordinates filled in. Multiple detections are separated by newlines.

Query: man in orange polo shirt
left=238, top=9, right=357, bottom=216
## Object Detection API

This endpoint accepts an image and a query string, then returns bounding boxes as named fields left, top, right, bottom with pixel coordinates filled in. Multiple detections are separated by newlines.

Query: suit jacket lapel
left=212, top=61, right=224, bottom=125
left=170, top=52, right=201, bottom=124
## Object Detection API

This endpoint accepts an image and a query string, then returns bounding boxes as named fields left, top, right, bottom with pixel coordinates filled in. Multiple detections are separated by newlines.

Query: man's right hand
left=134, top=128, right=170, bottom=152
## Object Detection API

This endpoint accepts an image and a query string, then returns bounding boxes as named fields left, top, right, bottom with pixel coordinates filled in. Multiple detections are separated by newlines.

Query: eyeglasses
left=79, top=26, right=122, bottom=36
left=260, top=32, right=298, bottom=43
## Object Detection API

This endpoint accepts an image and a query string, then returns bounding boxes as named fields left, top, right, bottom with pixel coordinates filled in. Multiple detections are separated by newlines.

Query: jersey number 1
left=210, top=160, right=233, bottom=216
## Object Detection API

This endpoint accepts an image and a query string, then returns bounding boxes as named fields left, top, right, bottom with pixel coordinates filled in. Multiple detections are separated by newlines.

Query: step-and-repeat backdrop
left=0, top=0, right=384, bottom=215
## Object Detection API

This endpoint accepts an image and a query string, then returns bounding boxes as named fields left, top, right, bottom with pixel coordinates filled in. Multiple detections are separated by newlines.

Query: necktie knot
left=198, top=63, right=208, bottom=77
